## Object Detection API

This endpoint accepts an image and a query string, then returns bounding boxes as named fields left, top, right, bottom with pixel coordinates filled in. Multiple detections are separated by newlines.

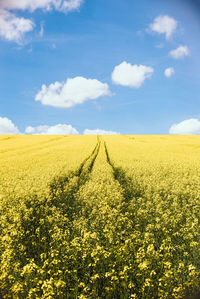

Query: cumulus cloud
left=169, top=119, right=200, bottom=134
left=0, top=116, right=20, bottom=134
left=84, top=129, right=120, bottom=135
left=164, top=67, right=175, bottom=78
left=112, top=61, right=154, bottom=88
left=0, top=10, right=34, bottom=43
left=169, top=45, right=190, bottom=59
left=25, top=124, right=79, bottom=135
left=149, top=15, right=178, bottom=40
left=0, top=0, right=83, bottom=42
left=35, top=76, right=111, bottom=108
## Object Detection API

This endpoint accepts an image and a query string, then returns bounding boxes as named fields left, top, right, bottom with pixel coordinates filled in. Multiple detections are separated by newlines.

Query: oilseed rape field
left=0, top=135, right=200, bottom=298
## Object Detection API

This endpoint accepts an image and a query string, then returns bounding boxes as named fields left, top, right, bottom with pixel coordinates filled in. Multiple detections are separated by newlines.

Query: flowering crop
left=0, top=135, right=200, bottom=298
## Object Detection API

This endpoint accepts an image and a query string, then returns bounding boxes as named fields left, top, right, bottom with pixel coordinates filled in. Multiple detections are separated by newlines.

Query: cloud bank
left=0, top=116, right=120, bottom=135
left=35, top=76, right=111, bottom=108
left=169, top=118, right=200, bottom=134
left=0, top=116, right=20, bottom=134
left=25, top=124, right=79, bottom=135
left=112, top=61, right=154, bottom=88
left=149, top=15, right=178, bottom=40
left=84, top=129, right=120, bottom=135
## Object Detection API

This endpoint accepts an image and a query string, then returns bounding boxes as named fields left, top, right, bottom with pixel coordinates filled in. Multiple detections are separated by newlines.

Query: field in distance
left=0, top=135, right=200, bottom=298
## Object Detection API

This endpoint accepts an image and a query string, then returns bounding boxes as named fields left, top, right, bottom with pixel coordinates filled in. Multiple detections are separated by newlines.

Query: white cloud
left=164, top=67, right=175, bottom=78
left=0, top=0, right=83, bottom=13
left=0, top=0, right=83, bottom=42
left=25, top=124, right=79, bottom=135
left=0, top=10, right=34, bottom=43
left=169, top=119, right=200, bottom=135
left=0, top=116, right=20, bottom=134
left=149, top=15, right=178, bottom=40
left=39, top=22, right=44, bottom=37
left=35, top=76, right=111, bottom=108
left=169, top=45, right=190, bottom=59
left=84, top=129, right=120, bottom=135
left=60, top=0, right=83, bottom=13
left=112, top=61, right=154, bottom=88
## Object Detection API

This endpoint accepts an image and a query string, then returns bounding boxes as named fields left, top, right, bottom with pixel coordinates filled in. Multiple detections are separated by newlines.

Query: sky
left=0, top=0, right=200, bottom=135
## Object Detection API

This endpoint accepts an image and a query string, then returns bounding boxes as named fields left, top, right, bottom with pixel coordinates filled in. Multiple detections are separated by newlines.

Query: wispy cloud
left=39, top=22, right=44, bottom=37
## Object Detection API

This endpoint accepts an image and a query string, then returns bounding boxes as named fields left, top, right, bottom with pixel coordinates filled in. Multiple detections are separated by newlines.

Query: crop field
left=0, top=135, right=200, bottom=298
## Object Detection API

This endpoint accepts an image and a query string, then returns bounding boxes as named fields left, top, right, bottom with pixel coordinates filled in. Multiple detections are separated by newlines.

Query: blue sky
left=0, top=0, right=200, bottom=134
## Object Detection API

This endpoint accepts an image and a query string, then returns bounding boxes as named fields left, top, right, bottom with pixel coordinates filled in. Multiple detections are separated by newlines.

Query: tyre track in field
left=104, top=141, right=142, bottom=202
left=14, top=138, right=101, bottom=266
left=0, top=139, right=102, bottom=298
left=48, top=136, right=101, bottom=212
left=49, top=137, right=100, bottom=200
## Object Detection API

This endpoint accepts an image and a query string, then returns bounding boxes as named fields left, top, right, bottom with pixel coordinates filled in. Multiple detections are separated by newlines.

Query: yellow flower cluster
left=0, top=135, right=200, bottom=298
left=103, top=135, right=200, bottom=298
left=0, top=135, right=96, bottom=199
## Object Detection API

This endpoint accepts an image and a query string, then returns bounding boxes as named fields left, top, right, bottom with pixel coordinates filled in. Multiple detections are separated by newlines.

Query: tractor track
left=48, top=137, right=101, bottom=203
left=104, top=141, right=136, bottom=203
